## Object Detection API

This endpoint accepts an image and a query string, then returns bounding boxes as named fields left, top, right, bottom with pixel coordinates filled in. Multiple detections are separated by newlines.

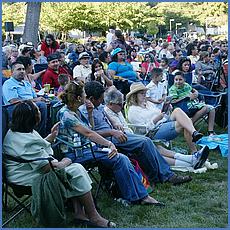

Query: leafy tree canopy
left=2, top=2, right=228, bottom=37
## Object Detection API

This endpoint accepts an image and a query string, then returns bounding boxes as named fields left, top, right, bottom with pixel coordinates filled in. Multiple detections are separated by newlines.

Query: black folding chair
left=2, top=104, right=54, bottom=227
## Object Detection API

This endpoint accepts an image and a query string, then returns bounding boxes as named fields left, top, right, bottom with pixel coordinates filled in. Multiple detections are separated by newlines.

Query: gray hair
left=104, top=88, right=124, bottom=105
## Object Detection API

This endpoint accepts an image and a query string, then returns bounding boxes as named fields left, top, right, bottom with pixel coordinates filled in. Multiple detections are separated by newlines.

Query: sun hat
left=78, top=52, right=90, bottom=60
left=126, top=82, right=147, bottom=102
left=110, top=48, right=124, bottom=56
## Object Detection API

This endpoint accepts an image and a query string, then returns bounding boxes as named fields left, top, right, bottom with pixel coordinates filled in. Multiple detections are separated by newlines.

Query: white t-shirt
left=146, top=81, right=167, bottom=110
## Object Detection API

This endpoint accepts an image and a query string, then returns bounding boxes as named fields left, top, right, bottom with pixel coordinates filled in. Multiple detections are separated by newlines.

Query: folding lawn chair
left=2, top=104, right=54, bottom=227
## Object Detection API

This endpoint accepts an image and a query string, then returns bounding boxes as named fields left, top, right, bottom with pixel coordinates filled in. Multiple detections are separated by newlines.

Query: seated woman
left=104, top=87, right=209, bottom=169
left=175, top=57, right=209, bottom=93
left=91, top=59, right=113, bottom=88
left=3, top=100, right=115, bottom=228
left=140, top=53, right=159, bottom=82
left=108, top=48, right=141, bottom=82
left=57, top=80, right=163, bottom=206
left=126, top=82, right=204, bottom=154
left=169, top=71, right=216, bottom=136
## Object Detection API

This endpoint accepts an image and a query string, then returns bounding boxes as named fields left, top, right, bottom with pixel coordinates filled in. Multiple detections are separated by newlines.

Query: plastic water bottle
left=73, top=134, right=81, bottom=147
left=73, top=134, right=83, bottom=157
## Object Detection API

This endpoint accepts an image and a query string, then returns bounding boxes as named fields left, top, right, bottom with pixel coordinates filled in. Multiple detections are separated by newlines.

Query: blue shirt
left=2, top=77, right=37, bottom=105
left=79, top=104, right=112, bottom=132
left=108, top=61, right=137, bottom=82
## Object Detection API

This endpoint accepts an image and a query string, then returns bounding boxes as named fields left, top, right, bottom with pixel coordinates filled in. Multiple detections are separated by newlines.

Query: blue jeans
left=65, top=149, right=148, bottom=202
left=110, top=133, right=174, bottom=184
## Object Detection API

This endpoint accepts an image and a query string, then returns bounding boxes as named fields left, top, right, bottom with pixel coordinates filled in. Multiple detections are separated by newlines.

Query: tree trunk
left=22, top=2, right=41, bottom=48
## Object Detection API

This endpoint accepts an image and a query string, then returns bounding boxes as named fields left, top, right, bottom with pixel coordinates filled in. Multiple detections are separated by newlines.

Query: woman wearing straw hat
left=126, top=82, right=204, bottom=154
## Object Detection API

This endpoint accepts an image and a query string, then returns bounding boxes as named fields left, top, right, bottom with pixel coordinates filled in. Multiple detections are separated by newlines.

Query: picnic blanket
left=196, top=134, right=228, bottom=157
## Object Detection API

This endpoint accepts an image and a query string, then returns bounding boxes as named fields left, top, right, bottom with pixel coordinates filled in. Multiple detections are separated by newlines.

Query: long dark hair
left=115, top=30, right=125, bottom=43
left=176, top=57, right=192, bottom=72
left=91, top=59, right=105, bottom=81
left=11, top=100, right=40, bottom=133
left=45, top=34, right=58, bottom=49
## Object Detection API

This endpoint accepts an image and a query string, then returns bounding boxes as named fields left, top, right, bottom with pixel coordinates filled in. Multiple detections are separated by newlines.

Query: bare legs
left=191, top=107, right=215, bottom=133
left=171, top=108, right=196, bottom=134
left=170, top=108, right=197, bottom=153
left=72, top=191, right=110, bottom=227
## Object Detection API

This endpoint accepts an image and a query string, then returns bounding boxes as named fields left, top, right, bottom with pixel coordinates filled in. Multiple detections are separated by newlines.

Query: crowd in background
left=2, top=28, right=228, bottom=227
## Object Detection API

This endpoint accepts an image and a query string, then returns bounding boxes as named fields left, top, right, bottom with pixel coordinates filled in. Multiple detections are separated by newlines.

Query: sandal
left=168, top=174, right=192, bottom=186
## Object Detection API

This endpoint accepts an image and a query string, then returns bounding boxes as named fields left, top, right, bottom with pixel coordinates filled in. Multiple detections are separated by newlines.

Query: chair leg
left=6, top=192, right=31, bottom=213
left=2, top=202, right=31, bottom=227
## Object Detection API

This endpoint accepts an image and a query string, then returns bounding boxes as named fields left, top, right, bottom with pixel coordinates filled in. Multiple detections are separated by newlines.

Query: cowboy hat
left=126, top=82, right=147, bottom=102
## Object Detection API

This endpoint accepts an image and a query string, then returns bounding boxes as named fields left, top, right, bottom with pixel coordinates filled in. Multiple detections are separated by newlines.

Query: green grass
left=2, top=122, right=228, bottom=228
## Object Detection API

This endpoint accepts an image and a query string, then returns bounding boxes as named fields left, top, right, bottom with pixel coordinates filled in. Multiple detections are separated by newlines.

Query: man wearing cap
left=73, top=52, right=92, bottom=83
left=42, top=53, right=68, bottom=89
left=79, top=81, right=193, bottom=187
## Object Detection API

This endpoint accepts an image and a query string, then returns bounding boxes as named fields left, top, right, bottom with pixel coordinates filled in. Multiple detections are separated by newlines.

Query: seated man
left=79, top=81, right=193, bottom=186
left=42, top=53, right=70, bottom=89
left=2, top=61, right=48, bottom=137
left=103, top=87, right=209, bottom=169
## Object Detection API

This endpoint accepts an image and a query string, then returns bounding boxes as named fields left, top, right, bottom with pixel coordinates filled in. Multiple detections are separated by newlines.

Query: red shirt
left=167, top=35, right=172, bottom=43
left=42, top=66, right=69, bottom=89
left=41, top=41, right=60, bottom=57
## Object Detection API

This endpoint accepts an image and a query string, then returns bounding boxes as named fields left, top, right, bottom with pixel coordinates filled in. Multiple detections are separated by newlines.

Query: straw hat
left=126, top=82, right=147, bottom=101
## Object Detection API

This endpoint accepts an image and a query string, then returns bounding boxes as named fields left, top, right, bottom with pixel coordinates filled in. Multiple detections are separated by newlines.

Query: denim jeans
left=65, top=149, right=148, bottom=202
left=110, top=133, right=174, bottom=184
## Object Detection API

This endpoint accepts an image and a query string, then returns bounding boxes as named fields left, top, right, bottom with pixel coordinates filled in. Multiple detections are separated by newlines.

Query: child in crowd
left=169, top=71, right=216, bottom=135
left=57, top=74, right=70, bottom=94
left=146, top=68, right=167, bottom=110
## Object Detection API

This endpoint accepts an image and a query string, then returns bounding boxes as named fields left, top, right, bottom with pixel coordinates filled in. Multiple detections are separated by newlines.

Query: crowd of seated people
left=2, top=31, right=228, bottom=227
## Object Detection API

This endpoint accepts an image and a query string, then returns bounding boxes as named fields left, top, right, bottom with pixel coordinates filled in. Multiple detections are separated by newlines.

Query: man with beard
left=42, top=53, right=66, bottom=89
left=2, top=61, right=48, bottom=137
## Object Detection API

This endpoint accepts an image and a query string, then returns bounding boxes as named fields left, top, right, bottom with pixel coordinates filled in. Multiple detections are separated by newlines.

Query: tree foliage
left=2, top=2, right=228, bottom=39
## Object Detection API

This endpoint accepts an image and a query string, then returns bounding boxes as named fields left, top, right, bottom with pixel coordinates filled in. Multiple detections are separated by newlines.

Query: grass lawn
left=2, top=123, right=228, bottom=228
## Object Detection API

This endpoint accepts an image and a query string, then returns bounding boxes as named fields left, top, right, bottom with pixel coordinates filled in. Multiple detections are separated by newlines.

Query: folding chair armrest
left=198, top=91, right=227, bottom=98
left=56, top=136, right=97, bottom=160
left=127, top=123, right=148, bottom=135
left=3, top=153, right=54, bottom=164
